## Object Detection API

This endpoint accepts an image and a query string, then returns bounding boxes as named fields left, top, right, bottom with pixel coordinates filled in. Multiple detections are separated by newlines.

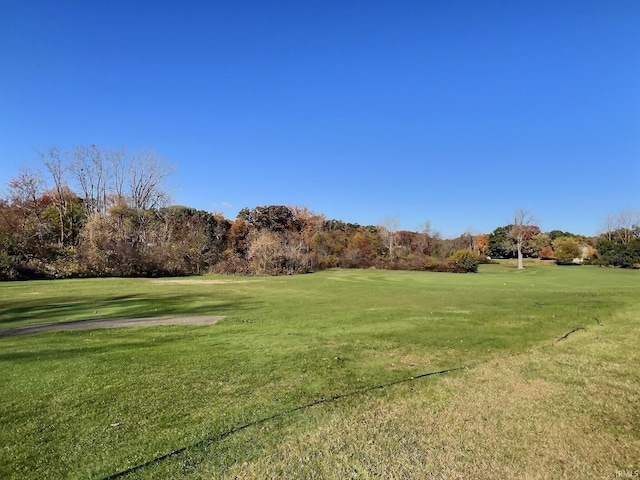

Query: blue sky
left=1, top=1, right=638, bottom=237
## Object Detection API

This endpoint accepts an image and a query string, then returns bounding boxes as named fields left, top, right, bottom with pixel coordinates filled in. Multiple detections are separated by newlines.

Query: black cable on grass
left=102, top=365, right=467, bottom=480
left=556, top=327, right=585, bottom=342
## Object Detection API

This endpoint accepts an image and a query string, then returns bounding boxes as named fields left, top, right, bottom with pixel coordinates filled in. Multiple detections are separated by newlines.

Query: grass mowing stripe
left=102, top=365, right=469, bottom=479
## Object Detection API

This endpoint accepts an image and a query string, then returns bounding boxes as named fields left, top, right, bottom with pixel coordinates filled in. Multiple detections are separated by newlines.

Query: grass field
left=1, top=265, right=638, bottom=479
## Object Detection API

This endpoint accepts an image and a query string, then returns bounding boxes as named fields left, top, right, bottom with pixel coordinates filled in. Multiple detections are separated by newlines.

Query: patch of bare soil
left=0, top=316, right=223, bottom=337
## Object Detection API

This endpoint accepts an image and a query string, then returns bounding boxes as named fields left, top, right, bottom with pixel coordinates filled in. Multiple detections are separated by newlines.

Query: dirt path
left=0, top=315, right=224, bottom=337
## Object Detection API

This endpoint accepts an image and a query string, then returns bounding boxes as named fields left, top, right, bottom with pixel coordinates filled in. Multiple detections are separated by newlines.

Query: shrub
left=596, top=238, right=640, bottom=268
left=539, top=245, right=555, bottom=260
left=553, top=236, right=581, bottom=265
left=397, top=254, right=429, bottom=271
left=0, top=253, right=18, bottom=280
left=422, top=256, right=444, bottom=271
left=477, top=254, right=493, bottom=264
left=211, top=257, right=250, bottom=275
left=447, top=249, right=479, bottom=273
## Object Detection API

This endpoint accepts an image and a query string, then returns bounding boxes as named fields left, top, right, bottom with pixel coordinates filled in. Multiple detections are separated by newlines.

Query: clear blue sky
left=1, top=1, right=638, bottom=237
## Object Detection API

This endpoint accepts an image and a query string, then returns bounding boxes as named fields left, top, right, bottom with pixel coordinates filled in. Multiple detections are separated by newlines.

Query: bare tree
left=72, top=145, right=111, bottom=216
left=418, top=220, right=441, bottom=257
left=379, top=215, right=399, bottom=259
left=510, top=208, right=536, bottom=269
left=616, top=208, right=640, bottom=244
left=128, top=149, right=173, bottom=211
left=5, top=168, right=50, bottom=245
left=600, top=208, right=640, bottom=244
left=38, top=147, right=71, bottom=247
left=602, top=213, right=617, bottom=242
left=108, top=147, right=129, bottom=206
left=6, top=168, right=46, bottom=220
left=461, top=229, right=477, bottom=252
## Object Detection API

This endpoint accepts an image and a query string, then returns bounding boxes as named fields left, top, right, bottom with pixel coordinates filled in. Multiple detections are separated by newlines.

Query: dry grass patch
left=222, top=340, right=638, bottom=480
left=148, top=279, right=252, bottom=285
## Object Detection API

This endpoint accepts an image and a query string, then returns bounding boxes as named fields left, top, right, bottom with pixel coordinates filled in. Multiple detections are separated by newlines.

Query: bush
left=397, top=254, right=429, bottom=271
left=477, top=254, right=493, bottom=264
left=539, top=245, right=555, bottom=260
left=0, top=253, right=18, bottom=280
left=211, top=257, right=250, bottom=275
left=596, top=238, right=640, bottom=268
left=447, top=249, right=479, bottom=273
left=553, top=236, right=581, bottom=265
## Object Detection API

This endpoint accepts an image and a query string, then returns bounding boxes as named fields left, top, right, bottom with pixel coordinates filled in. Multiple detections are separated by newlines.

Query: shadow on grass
left=0, top=292, right=259, bottom=330
left=0, top=334, right=185, bottom=362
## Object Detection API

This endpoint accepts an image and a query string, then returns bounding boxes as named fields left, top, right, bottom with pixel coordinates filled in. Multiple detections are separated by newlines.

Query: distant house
left=575, top=244, right=596, bottom=264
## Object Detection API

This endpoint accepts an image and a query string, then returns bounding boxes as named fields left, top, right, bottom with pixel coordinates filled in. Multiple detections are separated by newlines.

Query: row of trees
left=591, top=209, right=640, bottom=268
left=1, top=146, right=178, bottom=278
left=483, top=209, right=640, bottom=268
left=1, top=145, right=638, bottom=279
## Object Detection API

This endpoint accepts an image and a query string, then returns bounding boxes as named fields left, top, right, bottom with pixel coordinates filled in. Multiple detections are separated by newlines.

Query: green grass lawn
left=1, top=265, right=638, bottom=479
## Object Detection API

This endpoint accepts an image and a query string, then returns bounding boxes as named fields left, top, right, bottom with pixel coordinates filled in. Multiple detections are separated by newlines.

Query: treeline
left=1, top=145, right=638, bottom=279
left=0, top=196, right=485, bottom=280
left=0, top=146, right=484, bottom=279
left=483, top=209, right=640, bottom=268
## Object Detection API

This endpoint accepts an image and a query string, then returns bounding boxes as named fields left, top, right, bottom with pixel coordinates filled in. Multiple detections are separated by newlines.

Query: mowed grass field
left=0, top=265, right=638, bottom=479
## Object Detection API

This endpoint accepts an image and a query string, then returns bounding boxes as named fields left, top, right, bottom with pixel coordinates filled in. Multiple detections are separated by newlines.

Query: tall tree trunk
left=517, top=241, right=524, bottom=269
